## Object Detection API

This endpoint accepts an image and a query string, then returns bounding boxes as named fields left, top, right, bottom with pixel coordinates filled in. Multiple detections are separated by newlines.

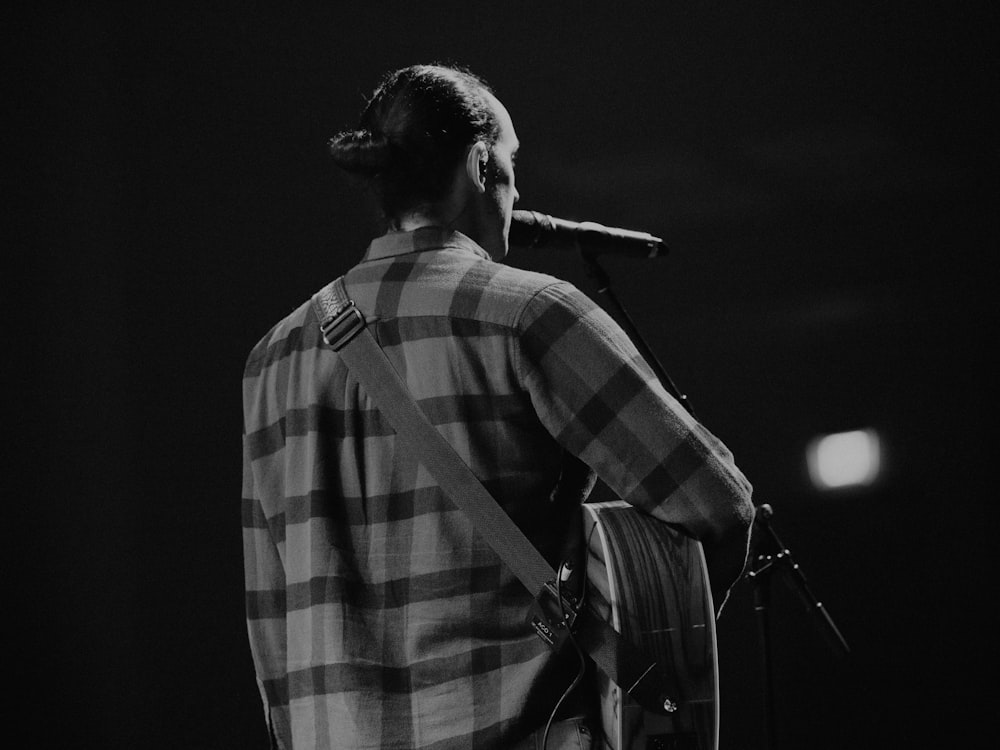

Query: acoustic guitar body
left=583, top=500, right=719, bottom=750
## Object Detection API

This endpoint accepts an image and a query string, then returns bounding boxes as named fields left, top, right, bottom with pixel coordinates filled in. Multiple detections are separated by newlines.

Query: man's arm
left=515, top=281, right=755, bottom=611
left=242, top=434, right=289, bottom=748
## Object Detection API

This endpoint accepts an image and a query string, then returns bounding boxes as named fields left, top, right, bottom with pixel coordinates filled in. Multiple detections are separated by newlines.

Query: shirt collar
left=361, top=227, right=491, bottom=263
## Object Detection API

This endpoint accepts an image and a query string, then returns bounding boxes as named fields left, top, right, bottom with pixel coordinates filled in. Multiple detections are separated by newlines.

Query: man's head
left=329, top=64, right=519, bottom=260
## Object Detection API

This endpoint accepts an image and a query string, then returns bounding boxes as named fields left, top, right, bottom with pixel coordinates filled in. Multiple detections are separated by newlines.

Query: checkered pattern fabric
left=242, top=228, right=753, bottom=749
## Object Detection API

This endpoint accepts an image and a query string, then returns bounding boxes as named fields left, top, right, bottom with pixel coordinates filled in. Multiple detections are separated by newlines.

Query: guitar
left=583, top=500, right=719, bottom=750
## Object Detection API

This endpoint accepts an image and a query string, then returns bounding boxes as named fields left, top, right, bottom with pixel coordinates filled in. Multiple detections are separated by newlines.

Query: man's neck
left=394, top=204, right=477, bottom=241
left=394, top=214, right=439, bottom=232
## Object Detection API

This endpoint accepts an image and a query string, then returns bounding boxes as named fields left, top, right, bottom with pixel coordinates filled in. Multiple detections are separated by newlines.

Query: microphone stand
left=580, top=253, right=695, bottom=417
left=579, top=252, right=850, bottom=750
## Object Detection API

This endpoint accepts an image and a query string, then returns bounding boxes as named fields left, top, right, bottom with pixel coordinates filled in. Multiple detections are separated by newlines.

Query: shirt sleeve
left=242, top=431, right=290, bottom=749
left=514, top=281, right=755, bottom=598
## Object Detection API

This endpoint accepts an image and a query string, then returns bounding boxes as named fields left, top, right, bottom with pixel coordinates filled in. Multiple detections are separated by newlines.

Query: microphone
left=509, top=210, right=667, bottom=258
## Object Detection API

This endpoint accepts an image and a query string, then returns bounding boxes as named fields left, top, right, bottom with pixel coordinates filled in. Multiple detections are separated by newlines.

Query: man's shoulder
left=459, top=259, right=586, bottom=323
left=485, top=263, right=602, bottom=328
left=480, top=261, right=567, bottom=301
left=243, top=298, right=314, bottom=379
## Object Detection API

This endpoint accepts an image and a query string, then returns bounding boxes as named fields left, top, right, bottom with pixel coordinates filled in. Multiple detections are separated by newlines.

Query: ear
left=465, top=141, right=489, bottom=194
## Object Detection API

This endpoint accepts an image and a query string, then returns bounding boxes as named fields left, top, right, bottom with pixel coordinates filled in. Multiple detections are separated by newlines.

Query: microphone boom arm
left=579, top=252, right=695, bottom=417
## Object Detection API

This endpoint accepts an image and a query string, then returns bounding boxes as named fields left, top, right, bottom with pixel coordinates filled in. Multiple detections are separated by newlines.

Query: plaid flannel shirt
left=242, top=228, right=753, bottom=749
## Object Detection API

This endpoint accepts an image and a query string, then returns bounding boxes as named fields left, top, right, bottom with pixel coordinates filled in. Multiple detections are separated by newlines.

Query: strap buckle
left=527, top=580, right=581, bottom=653
left=320, top=304, right=365, bottom=351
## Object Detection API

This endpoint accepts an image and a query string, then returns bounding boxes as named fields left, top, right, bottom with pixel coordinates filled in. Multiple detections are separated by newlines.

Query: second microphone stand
left=747, top=504, right=850, bottom=750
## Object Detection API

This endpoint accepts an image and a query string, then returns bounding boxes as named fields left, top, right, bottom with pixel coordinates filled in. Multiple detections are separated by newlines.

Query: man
left=242, top=64, right=754, bottom=749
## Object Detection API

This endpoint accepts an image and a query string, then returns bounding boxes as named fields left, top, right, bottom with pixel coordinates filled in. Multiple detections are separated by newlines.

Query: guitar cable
left=541, top=561, right=588, bottom=750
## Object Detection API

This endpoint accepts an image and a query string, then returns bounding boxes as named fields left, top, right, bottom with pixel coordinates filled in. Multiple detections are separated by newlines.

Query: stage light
left=807, top=429, right=882, bottom=490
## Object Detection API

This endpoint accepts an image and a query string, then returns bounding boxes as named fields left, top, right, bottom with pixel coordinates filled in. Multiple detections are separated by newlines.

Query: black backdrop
left=11, top=3, right=994, bottom=748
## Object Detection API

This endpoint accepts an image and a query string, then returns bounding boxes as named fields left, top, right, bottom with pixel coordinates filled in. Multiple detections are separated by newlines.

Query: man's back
left=244, top=228, right=605, bottom=748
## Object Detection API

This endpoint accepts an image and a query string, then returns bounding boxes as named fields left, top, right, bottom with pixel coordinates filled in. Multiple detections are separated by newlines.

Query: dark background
left=10, top=3, right=994, bottom=748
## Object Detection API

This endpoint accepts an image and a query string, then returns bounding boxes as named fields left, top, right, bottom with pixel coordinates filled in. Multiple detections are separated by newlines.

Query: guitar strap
left=311, top=276, right=680, bottom=716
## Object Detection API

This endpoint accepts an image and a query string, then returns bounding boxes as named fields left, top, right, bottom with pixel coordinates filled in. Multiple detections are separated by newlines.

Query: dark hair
left=328, top=64, right=501, bottom=218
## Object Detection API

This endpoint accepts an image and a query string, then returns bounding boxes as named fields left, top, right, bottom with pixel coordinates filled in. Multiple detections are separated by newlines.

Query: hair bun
left=328, top=129, right=393, bottom=174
